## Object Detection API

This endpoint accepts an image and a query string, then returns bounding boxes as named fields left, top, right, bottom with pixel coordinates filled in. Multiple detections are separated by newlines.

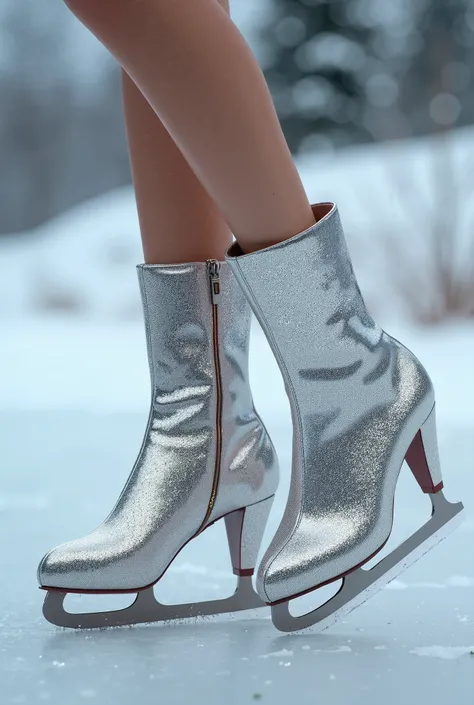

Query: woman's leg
left=121, top=0, right=233, bottom=264
left=62, top=0, right=316, bottom=253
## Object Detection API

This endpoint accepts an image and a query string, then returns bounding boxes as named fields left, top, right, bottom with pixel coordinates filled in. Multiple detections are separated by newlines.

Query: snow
left=312, top=645, right=353, bottom=653
left=259, top=649, right=294, bottom=659
left=2, top=125, right=474, bottom=324
left=0, top=187, right=143, bottom=321
left=410, top=646, right=474, bottom=660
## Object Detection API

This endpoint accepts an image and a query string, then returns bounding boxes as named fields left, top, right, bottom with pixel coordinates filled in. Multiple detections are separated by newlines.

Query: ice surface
left=259, top=649, right=294, bottom=659
left=0, top=368, right=472, bottom=703
left=410, top=646, right=474, bottom=660
left=446, top=576, right=474, bottom=587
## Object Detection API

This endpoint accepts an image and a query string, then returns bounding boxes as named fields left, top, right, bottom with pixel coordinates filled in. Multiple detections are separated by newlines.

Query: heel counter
left=390, top=333, right=436, bottom=413
left=209, top=408, right=279, bottom=523
left=253, top=406, right=280, bottom=497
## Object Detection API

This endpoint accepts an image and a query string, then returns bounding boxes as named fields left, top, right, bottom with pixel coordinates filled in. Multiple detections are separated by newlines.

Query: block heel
left=405, top=404, right=444, bottom=494
left=225, top=496, right=274, bottom=577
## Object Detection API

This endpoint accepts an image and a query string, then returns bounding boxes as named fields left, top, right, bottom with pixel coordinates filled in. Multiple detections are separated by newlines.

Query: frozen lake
left=1, top=320, right=473, bottom=704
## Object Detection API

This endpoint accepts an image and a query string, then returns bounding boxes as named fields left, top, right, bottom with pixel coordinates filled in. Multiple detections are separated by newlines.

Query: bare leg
left=62, top=0, right=316, bottom=253
left=122, top=0, right=233, bottom=264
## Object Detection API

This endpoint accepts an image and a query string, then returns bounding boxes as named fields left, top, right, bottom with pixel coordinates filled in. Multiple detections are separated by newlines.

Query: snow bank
left=2, top=126, right=473, bottom=323
left=0, top=187, right=143, bottom=321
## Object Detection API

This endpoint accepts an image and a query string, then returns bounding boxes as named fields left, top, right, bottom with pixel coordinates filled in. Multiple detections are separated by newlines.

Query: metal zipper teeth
left=196, top=260, right=223, bottom=534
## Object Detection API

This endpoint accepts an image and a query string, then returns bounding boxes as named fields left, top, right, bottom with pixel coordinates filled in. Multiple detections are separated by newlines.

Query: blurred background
left=0, top=4, right=473, bottom=683
left=0, top=0, right=473, bottom=410
left=1, top=0, right=474, bottom=327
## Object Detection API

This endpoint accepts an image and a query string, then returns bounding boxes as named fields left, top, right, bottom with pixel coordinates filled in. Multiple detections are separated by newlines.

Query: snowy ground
left=1, top=129, right=473, bottom=702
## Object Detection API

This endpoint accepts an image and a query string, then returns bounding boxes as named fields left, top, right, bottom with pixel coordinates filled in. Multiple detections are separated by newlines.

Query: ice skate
left=225, top=202, right=465, bottom=633
left=38, top=261, right=279, bottom=629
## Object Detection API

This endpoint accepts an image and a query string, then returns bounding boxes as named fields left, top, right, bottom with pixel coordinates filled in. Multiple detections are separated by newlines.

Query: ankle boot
left=225, top=203, right=464, bottom=632
left=38, top=260, right=279, bottom=628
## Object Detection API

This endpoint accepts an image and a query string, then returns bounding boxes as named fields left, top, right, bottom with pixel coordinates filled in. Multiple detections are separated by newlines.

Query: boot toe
left=257, top=537, right=320, bottom=605
left=256, top=521, right=327, bottom=603
left=37, top=529, right=139, bottom=591
left=38, top=539, right=95, bottom=590
left=37, top=522, right=170, bottom=592
left=257, top=515, right=382, bottom=604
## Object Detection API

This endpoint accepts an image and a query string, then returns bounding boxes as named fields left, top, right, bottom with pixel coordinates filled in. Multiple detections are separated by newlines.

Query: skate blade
left=271, top=490, right=465, bottom=633
left=43, top=576, right=265, bottom=629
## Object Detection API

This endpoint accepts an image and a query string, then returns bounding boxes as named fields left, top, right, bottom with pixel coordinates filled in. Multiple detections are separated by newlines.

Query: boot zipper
left=208, top=259, right=221, bottom=304
left=196, top=259, right=223, bottom=534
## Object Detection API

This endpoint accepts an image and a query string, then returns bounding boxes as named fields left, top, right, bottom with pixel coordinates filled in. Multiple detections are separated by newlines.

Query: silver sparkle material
left=38, top=261, right=279, bottom=627
left=225, top=202, right=464, bottom=629
left=271, top=490, right=464, bottom=633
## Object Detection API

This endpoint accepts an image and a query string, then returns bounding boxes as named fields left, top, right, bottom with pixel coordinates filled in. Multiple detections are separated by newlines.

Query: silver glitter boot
left=225, top=202, right=464, bottom=633
left=38, top=260, right=279, bottom=628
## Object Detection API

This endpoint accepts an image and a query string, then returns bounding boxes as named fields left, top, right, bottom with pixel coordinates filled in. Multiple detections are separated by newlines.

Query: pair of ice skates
left=38, top=203, right=464, bottom=633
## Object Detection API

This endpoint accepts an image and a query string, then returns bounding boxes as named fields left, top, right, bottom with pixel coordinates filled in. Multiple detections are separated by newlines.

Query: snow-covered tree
left=259, top=0, right=474, bottom=152
left=259, top=0, right=380, bottom=153
left=395, top=0, right=474, bottom=136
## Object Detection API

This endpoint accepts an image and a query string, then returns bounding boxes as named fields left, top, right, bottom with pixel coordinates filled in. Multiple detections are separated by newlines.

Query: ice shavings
left=446, top=575, right=474, bottom=587
left=259, top=649, right=293, bottom=659
left=410, top=646, right=474, bottom=660
left=313, top=645, right=352, bottom=654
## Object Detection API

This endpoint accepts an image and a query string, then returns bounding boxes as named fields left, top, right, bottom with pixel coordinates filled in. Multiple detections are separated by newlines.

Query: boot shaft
left=225, top=204, right=434, bottom=426
left=226, top=202, right=436, bottom=604
left=137, top=261, right=256, bottom=437
left=137, top=260, right=278, bottom=523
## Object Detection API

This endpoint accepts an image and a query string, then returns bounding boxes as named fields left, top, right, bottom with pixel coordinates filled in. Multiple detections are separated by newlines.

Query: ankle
left=234, top=205, right=322, bottom=255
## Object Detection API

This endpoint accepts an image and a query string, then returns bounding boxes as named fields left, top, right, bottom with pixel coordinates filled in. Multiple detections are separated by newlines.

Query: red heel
left=405, top=405, right=444, bottom=494
left=224, top=496, right=274, bottom=577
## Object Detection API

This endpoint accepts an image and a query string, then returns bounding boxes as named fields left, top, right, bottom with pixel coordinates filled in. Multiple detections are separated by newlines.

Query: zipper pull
left=207, top=259, right=221, bottom=304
